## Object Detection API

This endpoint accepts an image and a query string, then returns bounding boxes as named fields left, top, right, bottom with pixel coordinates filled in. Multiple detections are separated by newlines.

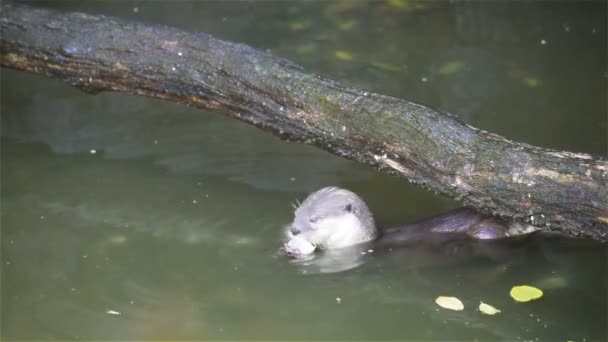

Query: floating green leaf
left=479, top=301, right=501, bottom=315
left=334, top=50, right=354, bottom=61
left=438, top=61, right=465, bottom=75
left=435, top=296, right=464, bottom=311
left=510, top=285, right=543, bottom=302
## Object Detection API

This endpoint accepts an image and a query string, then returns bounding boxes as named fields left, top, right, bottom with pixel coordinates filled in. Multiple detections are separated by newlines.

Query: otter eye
left=309, top=216, right=320, bottom=223
left=344, top=203, right=353, bottom=212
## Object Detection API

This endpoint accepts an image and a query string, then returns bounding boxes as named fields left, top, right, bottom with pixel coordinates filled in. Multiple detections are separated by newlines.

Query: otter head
left=286, top=187, right=378, bottom=253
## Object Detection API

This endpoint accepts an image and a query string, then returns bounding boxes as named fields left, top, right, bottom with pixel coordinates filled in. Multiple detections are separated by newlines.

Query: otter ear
left=344, top=203, right=353, bottom=213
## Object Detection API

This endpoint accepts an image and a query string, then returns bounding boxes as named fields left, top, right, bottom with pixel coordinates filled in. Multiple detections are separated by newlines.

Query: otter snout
left=289, top=225, right=302, bottom=236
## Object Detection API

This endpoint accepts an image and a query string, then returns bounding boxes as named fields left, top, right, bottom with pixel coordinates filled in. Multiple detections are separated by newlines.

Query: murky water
left=2, top=1, right=606, bottom=340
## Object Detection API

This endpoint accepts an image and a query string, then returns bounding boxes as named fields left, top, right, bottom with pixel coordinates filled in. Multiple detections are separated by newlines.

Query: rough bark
left=1, top=3, right=606, bottom=240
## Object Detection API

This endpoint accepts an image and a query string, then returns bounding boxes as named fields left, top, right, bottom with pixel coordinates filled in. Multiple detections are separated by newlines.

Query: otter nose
left=290, top=226, right=301, bottom=236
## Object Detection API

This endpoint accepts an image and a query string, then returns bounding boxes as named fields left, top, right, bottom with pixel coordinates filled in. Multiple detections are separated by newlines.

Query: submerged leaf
left=523, top=77, right=542, bottom=88
left=107, top=234, right=127, bottom=245
left=510, top=285, right=543, bottom=302
left=535, top=275, right=568, bottom=290
left=371, top=61, right=402, bottom=72
left=435, top=296, right=464, bottom=311
left=325, top=0, right=366, bottom=16
left=294, top=43, right=317, bottom=55
left=334, top=50, right=354, bottom=61
left=337, top=19, right=358, bottom=31
left=386, top=0, right=428, bottom=11
left=438, top=61, right=465, bottom=75
left=479, top=301, right=501, bottom=315
left=289, top=21, right=307, bottom=32
left=387, top=0, right=413, bottom=10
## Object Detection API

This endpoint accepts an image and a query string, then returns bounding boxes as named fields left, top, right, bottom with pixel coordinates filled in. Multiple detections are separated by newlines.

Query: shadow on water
left=2, top=1, right=606, bottom=341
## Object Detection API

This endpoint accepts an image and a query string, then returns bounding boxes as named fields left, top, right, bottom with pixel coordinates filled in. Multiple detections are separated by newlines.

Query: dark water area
left=2, top=1, right=606, bottom=340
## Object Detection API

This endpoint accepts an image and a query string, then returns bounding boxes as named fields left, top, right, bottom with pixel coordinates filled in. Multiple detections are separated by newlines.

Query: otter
left=282, top=187, right=538, bottom=261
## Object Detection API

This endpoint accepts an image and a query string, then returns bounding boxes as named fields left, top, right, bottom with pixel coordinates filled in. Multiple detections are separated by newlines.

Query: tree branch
left=1, top=3, right=606, bottom=240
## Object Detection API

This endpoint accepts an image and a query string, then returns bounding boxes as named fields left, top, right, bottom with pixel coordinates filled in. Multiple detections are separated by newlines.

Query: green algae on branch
left=1, top=3, right=606, bottom=240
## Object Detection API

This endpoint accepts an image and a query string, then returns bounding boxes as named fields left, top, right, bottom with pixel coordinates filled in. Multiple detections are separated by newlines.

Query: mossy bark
left=1, top=3, right=606, bottom=240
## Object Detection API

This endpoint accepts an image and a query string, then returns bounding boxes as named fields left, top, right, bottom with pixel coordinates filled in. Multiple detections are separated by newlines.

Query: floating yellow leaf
left=510, top=285, right=543, bottom=302
left=334, top=50, right=354, bottom=61
left=523, top=77, right=542, bottom=88
left=371, top=61, right=402, bottom=72
left=479, top=301, right=501, bottom=315
left=435, top=296, right=464, bottom=311
left=338, top=19, right=358, bottom=31
left=438, top=61, right=465, bottom=75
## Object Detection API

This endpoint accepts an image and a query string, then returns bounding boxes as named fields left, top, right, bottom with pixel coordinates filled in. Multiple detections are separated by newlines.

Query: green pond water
left=2, top=1, right=606, bottom=340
